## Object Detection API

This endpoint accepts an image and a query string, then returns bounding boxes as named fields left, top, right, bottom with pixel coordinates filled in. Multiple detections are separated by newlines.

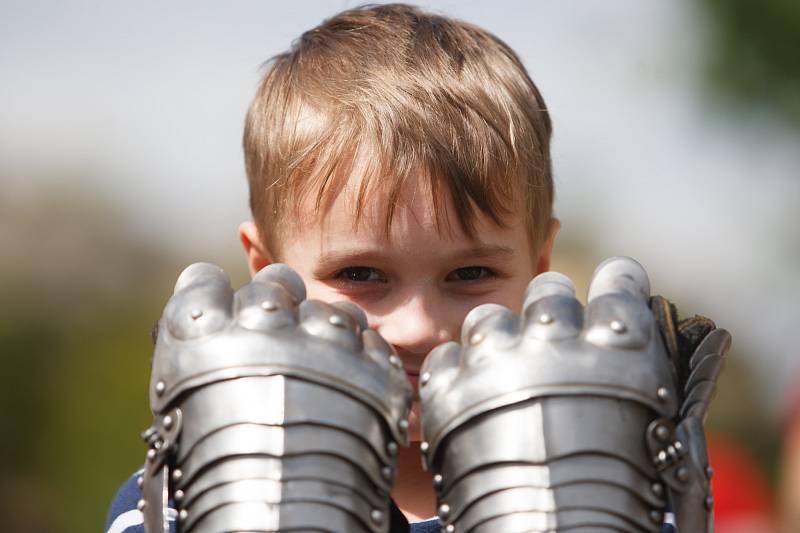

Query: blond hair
left=244, top=3, right=553, bottom=259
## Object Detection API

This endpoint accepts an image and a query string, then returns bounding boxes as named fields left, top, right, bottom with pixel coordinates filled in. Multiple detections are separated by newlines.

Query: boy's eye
left=335, top=267, right=386, bottom=283
left=446, top=266, right=494, bottom=282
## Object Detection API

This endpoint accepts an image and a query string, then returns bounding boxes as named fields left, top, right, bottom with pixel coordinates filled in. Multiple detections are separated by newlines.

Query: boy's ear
left=535, top=217, right=560, bottom=274
left=239, top=221, right=272, bottom=277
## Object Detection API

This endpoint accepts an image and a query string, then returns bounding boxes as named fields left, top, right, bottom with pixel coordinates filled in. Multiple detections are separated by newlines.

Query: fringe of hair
left=244, top=3, right=553, bottom=259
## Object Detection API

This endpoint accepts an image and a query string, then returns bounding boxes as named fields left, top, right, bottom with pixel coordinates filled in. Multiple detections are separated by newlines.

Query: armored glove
left=419, top=257, right=729, bottom=533
left=139, top=263, right=412, bottom=533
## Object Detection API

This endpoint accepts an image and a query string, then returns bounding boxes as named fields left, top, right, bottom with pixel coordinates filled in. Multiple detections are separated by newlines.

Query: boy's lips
left=393, top=349, right=425, bottom=399
left=405, top=371, right=421, bottom=400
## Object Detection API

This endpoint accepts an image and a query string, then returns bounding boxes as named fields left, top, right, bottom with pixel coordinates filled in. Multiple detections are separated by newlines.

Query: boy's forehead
left=293, top=173, right=451, bottom=241
left=287, top=172, right=528, bottom=253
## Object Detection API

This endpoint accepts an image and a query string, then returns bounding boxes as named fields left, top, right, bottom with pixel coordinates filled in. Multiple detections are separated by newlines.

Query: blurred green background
left=1, top=1, right=798, bottom=531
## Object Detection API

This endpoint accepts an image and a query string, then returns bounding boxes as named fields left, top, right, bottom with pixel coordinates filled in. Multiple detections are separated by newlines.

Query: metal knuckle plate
left=141, top=263, right=407, bottom=532
left=421, top=260, right=678, bottom=533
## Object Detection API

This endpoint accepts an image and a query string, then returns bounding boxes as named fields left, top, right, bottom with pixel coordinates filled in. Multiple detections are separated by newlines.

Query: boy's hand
left=419, top=256, right=729, bottom=533
left=140, top=263, right=411, bottom=533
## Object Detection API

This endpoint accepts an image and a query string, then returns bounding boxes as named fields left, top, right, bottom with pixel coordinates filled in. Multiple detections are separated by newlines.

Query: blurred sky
left=1, top=1, right=798, bottom=413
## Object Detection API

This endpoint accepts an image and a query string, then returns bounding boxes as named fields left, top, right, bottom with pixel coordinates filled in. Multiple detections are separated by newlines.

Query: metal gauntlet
left=419, top=257, right=729, bottom=533
left=139, top=263, right=411, bottom=533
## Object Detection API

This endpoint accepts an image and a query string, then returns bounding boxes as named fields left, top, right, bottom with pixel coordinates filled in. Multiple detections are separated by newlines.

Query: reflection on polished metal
left=140, top=262, right=412, bottom=533
left=420, top=256, right=730, bottom=533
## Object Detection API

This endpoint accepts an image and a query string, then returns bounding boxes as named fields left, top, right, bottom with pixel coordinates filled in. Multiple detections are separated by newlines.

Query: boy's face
left=240, top=177, right=558, bottom=440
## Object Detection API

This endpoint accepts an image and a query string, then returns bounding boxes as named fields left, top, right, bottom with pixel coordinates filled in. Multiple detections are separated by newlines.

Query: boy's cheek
left=300, top=280, right=389, bottom=318
left=302, top=279, right=347, bottom=304
left=407, top=399, right=423, bottom=442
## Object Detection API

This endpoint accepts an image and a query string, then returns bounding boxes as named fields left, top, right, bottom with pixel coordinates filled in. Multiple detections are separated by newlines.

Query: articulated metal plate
left=140, top=263, right=411, bottom=532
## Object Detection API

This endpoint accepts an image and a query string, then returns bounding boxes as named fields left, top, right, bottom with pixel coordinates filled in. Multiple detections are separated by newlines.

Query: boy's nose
left=372, top=294, right=452, bottom=369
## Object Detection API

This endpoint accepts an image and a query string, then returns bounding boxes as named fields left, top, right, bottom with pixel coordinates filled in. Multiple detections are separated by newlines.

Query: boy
left=108, top=3, right=556, bottom=531
left=238, top=3, right=559, bottom=524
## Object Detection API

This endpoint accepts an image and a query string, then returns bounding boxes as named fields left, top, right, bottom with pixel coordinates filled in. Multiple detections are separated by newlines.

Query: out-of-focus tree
left=0, top=173, right=248, bottom=532
left=698, top=0, right=800, bottom=130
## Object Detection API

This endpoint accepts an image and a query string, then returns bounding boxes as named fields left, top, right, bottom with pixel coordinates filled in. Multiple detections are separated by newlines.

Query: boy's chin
left=408, top=400, right=422, bottom=443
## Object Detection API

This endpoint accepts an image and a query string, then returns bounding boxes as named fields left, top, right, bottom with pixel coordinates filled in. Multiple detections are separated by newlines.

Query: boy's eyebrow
left=455, top=244, right=516, bottom=260
left=313, top=244, right=516, bottom=271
